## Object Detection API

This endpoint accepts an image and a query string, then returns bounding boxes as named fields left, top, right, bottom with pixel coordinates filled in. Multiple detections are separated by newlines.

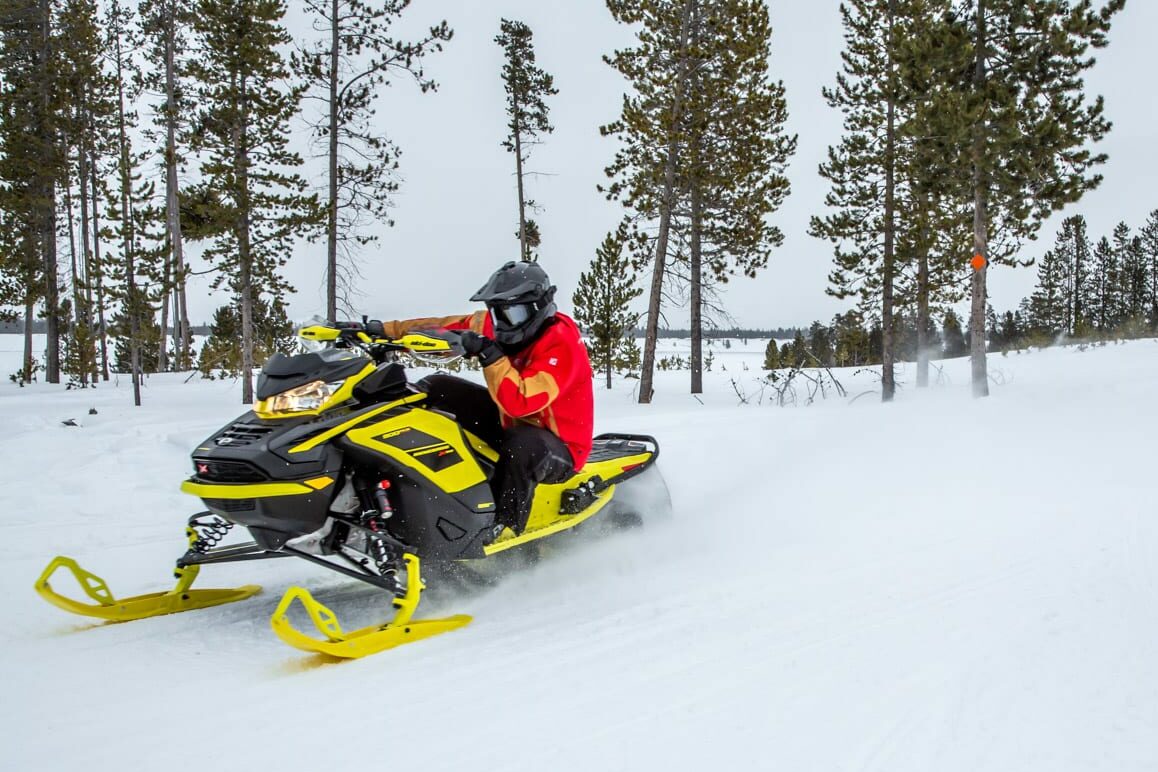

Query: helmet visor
left=490, top=302, right=535, bottom=328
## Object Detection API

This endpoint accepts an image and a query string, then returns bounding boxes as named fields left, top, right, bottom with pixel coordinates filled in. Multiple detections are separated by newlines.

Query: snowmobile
left=34, top=321, right=666, bottom=658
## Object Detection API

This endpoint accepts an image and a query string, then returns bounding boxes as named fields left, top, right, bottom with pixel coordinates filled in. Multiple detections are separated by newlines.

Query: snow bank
left=1, top=338, right=1156, bottom=771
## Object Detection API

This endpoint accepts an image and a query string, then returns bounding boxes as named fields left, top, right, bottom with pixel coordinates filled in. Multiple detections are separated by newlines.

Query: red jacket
left=384, top=311, right=594, bottom=470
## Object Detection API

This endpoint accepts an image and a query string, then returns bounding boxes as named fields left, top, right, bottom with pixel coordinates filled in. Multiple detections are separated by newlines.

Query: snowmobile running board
left=34, top=556, right=261, bottom=622
left=483, top=484, right=616, bottom=556
left=270, top=553, right=471, bottom=658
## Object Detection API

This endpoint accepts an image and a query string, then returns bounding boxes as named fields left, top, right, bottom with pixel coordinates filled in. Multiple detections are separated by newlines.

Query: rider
left=375, top=261, right=594, bottom=538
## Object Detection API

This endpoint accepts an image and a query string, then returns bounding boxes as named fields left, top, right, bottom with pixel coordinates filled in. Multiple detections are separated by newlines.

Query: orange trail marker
left=971, top=253, right=987, bottom=271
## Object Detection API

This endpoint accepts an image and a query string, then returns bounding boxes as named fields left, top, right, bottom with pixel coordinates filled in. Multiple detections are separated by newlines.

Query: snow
left=2, top=336, right=1157, bottom=771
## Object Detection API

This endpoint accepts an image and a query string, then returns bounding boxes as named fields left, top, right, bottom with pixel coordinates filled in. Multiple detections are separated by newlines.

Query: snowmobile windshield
left=297, top=315, right=331, bottom=353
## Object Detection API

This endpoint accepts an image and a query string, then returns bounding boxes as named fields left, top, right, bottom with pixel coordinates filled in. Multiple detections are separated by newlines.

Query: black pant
left=418, top=374, right=575, bottom=534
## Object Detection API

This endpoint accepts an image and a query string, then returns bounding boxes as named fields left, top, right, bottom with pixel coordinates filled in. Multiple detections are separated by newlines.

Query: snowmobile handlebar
left=300, top=321, right=466, bottom=365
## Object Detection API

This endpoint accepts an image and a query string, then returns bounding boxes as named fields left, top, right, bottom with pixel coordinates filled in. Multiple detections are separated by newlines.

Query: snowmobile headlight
left=262, top=379, right=344, bottom=413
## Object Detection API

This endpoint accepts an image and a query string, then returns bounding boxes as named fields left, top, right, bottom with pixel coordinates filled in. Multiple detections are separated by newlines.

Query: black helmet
left=471, top=261, right=557, bottom=347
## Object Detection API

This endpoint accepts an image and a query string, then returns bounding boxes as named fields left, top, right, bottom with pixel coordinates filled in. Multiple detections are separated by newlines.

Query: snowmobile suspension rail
left=177, top=541, right=292, bottom=568
left=281, top=545, right=401, bottom=594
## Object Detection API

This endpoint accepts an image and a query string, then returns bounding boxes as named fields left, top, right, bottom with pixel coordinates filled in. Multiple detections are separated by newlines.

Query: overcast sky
left=184, top=0, right=1158, bottom=330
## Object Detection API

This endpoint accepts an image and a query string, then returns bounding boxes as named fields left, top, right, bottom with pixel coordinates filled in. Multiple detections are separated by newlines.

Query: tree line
left=761, top=208, right=1158, bottom=374
left=0, top=0, right=451, bottom=402
left=2, top=0, right=1135, bottom=407
left=577, top=0, right=1128, bottom=403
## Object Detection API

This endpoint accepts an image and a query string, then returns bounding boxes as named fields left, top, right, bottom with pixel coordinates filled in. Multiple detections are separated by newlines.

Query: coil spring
left=187, top=513, right=232, bottom=554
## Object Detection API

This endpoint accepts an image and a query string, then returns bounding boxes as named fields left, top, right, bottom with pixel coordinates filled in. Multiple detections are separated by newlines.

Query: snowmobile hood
left=256, top=350, right=372, bottom=401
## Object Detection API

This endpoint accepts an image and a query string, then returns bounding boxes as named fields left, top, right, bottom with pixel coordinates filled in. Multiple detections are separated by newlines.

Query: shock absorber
left=352, top=475, right=394, bottom=530
left=373, top=479, right=394, bottom=525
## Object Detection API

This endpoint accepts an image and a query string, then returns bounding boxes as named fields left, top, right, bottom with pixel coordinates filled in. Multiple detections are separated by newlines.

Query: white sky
left=183, top=0, right=1158, bottom=330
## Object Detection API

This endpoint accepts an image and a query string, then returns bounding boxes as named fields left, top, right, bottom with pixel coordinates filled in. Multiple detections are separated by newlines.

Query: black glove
left=459, top=331, right=503, bottom=366
left=364, top=319, right=385, bottom=338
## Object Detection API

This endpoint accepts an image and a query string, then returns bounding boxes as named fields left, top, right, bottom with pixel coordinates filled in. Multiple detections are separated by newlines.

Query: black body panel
left=255, top=350, right=371, bottom=400
left=337, top=436, right=495, bottom=561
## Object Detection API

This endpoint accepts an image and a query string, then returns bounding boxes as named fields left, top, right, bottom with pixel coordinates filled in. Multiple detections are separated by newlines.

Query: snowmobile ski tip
left=270, top=553, right=471, bottom=658
left=34, top=556, right=261, bottom=622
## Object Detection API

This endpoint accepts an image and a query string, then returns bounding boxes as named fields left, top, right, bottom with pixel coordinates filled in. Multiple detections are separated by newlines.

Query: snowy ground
left=2, top=335, right=1156, bottom=771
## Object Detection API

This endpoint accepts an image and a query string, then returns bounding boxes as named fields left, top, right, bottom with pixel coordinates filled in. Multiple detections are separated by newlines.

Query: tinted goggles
left=489, top=302, right=535, bottom=328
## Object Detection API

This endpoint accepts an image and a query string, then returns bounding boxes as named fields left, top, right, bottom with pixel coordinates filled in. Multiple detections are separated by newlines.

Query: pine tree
left=896, top=4, right=972, bottom=387
left=808, top=321, right=835, bottom=367
left=1090, top=235, right=1115, bottom=332
left=681, top=0, right=795, bottom=395
left=1026, top=248, right=1069, bottom=336
left=811, top=0, right=949, bottom=401
left=139, top=0, right=196, bottom=371
left=1059, top=216, right=1092, bottom=336
left=1141, top=209, right=1158, bottom=328
left=602, top=0, right=698, bottom=404
left=189, top=0, right=319, bottom=404
left=762, top=338, right=780, bottom=371
left=55, top=0, right=112, bottom=386
left=1103, top=221, right=1146, bottom=332
left=603, top=0, right=793, bottom=401
left=0, top=0, right=66, bottom=384
left=941, top=309, right=967, bottom=357
left=572, top=225, right=643, bottom=389
left=197, top=298, right=293, bottom=377
left=496, top=19, right=556, bottom=263
left=101, top=0, right=166, bottom=406
left=296, top=0, right=451, bottom=319
left=832, top=310, right=871, bottom=367
left=934, top=0, right=1124, bottom=396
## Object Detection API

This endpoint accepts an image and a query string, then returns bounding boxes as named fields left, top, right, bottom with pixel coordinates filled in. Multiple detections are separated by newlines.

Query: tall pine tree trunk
left=1072, top=225, right=1083, bottom=334
left=238, top=75, right=255, bottom=405
left=23, top=296, right=34, bottom=383
left=115, top=23, right=142, bottom=406
left=969, top=0, right=990, bottom=398
left=690, top=180, right=703, bottom=395
left=638, top=0, right=695, bottom=405
left=513, top=91, right=528, bottom=262
left=916, top=242, right=930, bottom=388
left=78, top=126, right=95, bottom=380
left=164, top=0, right=190, bottom=369
left=42, top=186, right=60, bottom=383
left=326, top=0, right=339, bottom=320
left=158, top=247, right=171, bottom=370
left=91, top=166, right=109, bottom=381
left=881, top=0, right=896, bottom=402
left=38, top=0, right=60, bottom=384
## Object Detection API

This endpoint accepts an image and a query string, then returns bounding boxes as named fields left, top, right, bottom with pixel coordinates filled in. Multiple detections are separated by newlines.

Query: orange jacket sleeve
left=482, top=333, right=577, bottom=419
left=381, top=311, right=488, bottom=339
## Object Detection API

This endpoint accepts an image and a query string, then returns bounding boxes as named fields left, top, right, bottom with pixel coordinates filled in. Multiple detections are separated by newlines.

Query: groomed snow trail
left=1, top=339, right=1156, bottom=771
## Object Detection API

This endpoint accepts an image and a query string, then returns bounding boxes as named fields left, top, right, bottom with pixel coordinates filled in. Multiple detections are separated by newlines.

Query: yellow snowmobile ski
left=34, top=556, right=260, bottom=622
left=270, top=554, right=470, bottom=658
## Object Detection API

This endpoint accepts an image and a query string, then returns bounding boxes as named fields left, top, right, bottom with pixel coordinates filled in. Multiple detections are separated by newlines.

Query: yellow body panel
left=287, top=393, right=427, bottom=454
left=525, top=450, right=652, bottom=530
left=180, top=479, right=331, bottom=499
left=484, top=484, right=616, bottom=555
left=345, top=409, right=487, bottom=494
left=463, top=430, right=500, bottom=462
